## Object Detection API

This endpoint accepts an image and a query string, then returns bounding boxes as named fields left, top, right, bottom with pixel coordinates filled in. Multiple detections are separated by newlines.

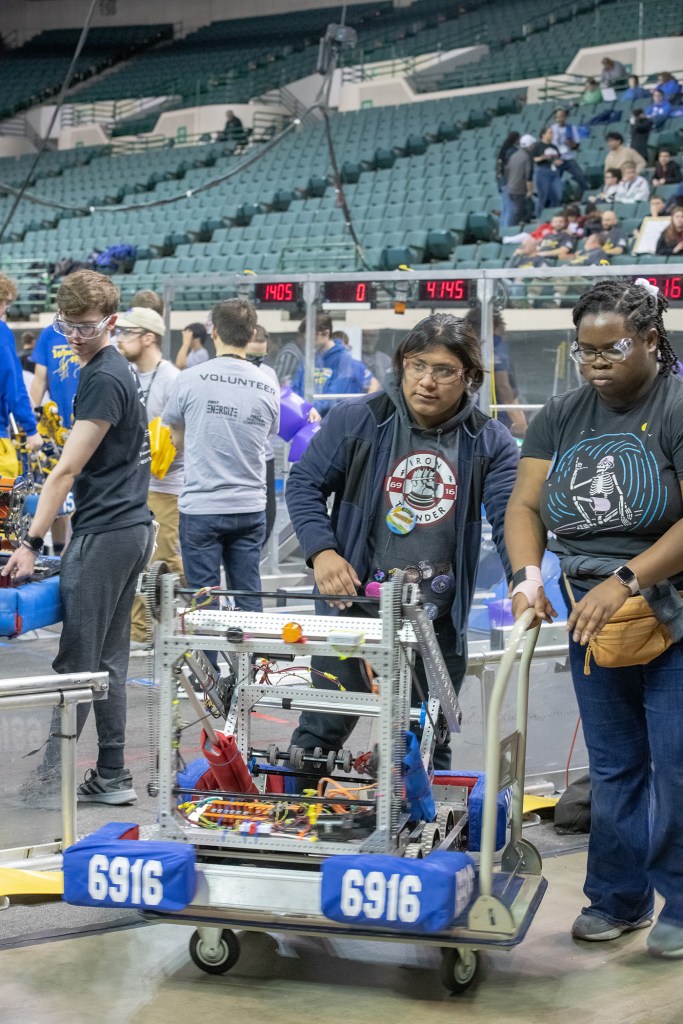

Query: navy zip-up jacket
left=286, top=385, right=519, bottom=653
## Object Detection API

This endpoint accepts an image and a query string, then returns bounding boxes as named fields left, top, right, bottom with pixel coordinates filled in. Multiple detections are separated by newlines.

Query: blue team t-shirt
left=31, top=324, right=81, bottom=426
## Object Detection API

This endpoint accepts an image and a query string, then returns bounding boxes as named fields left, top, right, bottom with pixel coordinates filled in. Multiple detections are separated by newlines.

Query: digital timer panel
left=253, top=281, right=301, bottom=303
left=641, top=276, right=683, bottom=303
left=323, top=281, right=375, bottom=304
left=418, top=279, right=473, bottom=305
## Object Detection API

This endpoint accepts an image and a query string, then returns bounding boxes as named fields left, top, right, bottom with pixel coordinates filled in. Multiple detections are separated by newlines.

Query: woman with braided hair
left=504, top=277, right=683, bottom=958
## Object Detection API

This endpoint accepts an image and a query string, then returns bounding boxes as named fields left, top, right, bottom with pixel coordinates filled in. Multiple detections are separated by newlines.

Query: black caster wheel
left=189, top=929, right=240, bottom=975
left=440, top=947, right=479, bottom=994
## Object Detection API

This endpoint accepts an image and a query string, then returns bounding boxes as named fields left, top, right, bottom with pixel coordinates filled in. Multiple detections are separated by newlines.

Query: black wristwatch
left=612, top=565, right=639, bottom=595
left=22, top=534, right=44, bottom=553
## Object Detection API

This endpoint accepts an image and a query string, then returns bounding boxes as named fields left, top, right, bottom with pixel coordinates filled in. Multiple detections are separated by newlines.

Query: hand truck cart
left=62, top=572, right=545, bottom=995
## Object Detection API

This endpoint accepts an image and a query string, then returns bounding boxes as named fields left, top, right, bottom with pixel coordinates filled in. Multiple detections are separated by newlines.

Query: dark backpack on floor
left=554, top=773, right=591, bottom=833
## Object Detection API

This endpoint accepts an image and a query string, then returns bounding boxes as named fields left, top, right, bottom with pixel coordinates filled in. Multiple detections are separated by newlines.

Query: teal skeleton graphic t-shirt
left=521, top=374, right=683, bottom=570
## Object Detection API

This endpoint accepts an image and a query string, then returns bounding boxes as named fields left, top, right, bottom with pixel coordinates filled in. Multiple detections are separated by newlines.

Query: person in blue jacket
left=0, top=273, right=42, bottom=477
left=291, top=313, right=361, bottom=415
left=645, top=90, right=672, bottom=129
left=285, top=313, right=519, bottom=770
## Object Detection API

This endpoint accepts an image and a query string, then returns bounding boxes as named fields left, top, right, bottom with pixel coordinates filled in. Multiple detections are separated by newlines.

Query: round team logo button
left=423, top=603, right=439, bottom=620
left=403, top=565, right=422, bottom=584
left=431, top=574, right=453, bottom=594
left=386, top=504, right=416, bottom=534
left=418, top=560, right=435, bottom=579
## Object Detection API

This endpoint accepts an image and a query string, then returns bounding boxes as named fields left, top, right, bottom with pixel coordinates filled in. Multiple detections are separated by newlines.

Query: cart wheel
left=440, top=947, right=478, bottom=994
left=289, top=745, right=305, bottom=770
left=404, top=842, right=423, bottom=858
left=326, top=750, right=336, bottom=774
left=189, top=928, right=240, bottom=975
left=267, top=743, right=279, bottom=766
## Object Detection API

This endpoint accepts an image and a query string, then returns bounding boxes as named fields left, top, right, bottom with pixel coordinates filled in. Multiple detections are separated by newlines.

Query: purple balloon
left=278, top=386, right=313, bottom=442
left=288, top=420, right=321, bottom=462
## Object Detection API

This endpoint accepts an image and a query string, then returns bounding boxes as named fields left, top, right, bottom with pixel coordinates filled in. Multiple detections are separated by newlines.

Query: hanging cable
left=0, top=0, right=99, bottom=244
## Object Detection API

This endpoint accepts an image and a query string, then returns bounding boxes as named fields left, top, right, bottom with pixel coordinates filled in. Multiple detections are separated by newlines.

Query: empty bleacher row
left=0, top=25, right=172, bottom=121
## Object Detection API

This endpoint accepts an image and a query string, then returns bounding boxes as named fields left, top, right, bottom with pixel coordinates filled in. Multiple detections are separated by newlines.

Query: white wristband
left=511, top=566, right=543, bottom=605
left=511, top=579, right=544, bottom=605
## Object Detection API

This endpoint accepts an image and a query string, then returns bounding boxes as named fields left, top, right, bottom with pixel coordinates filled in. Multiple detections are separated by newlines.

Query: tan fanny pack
left=564, top=575, right=674, bottom=675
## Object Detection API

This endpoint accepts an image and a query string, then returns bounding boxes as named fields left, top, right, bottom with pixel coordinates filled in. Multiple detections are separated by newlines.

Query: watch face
left=617, top=567, right=636, bottom=584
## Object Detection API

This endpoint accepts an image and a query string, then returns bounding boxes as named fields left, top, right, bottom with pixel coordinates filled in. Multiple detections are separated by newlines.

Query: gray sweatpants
left=47, top=522, right=153, bottom=775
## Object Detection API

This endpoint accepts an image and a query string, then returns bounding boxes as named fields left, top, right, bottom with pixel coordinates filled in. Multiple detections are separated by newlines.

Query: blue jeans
left=567, top=629, right=683, bottom=927
left=179, top=510, right=265, bottom=612
left=558, top=158, right=589, bottom=193
left=534, top=167, right=563, bottom=218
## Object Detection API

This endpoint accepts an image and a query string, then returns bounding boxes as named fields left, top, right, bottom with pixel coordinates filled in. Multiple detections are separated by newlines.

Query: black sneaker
left=77, top=767, right=137, bottom=805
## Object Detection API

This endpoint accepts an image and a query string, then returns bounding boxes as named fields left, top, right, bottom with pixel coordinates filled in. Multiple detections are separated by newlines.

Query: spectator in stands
left=649, top=195, right=667, bottom=218
left=564, top=204, right=586, bottom=238
left=507, top=236, right=547, bottom=268
left=629, top=109, right=652, bottom=162
left=502, top=133, right=536, bottom=228
left=219, top=109, right=245, bottom=146
left=599, top=210, right=629, bottom=256
left=163, top=298, right=279, bottom=643
left=604, top=131, right=646, bottom=175
left=550, top=108, right=590, bottom=192
left=600, top=57, right=627, bottom=88
left=664, top=184, right=683, bottom=214
left=116, top=307, right=184, bottom=650
left=581, top=78, right=603, bottom=105
left=569, top=233, right=613, bottom=265
left=621, top=74, right=651, bottom=101
left=582, top=202, right=604, bottom=236
left=332, top=329, right=380, bottom=394
left=655, top=72, right=682, bottom=104
left=652, top=149, right=682, bottom=187
left=590, top=167, right=622, bottom=204
left=655, top=207, right=683, bottom=256
left=246, top=324, right=279, bottom=545
left=613, top=161, right=650, bottom=204
left=645, top=90, right=673, bottom=129
left=496, top=130, right=520, bottom=228
left=536, top=213, right=577, bottom=261
left=532, top=127, right=563, bottom=217
left=175, top=321, right=209, bottom=370
left=292, top=313, right=361, bottom=416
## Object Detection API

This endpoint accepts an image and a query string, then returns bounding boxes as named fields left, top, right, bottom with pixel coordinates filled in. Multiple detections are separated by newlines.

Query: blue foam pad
left=0, top=575, right=63, bottom=637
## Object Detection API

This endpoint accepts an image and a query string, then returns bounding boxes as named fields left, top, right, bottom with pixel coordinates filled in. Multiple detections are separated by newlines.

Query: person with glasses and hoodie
left=285, top=313, right=518, bottom=772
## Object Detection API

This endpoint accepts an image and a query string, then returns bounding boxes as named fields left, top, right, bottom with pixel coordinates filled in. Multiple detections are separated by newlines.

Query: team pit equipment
left=65, top=573, right=546, bottom=994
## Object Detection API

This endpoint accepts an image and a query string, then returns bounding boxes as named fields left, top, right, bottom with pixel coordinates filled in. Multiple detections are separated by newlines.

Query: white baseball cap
left=520, top=134, right=537, bottom=148
left=116, top=306, right=166, bottom=337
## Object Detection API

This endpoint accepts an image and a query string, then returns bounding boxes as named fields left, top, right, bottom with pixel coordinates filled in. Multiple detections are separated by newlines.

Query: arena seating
left=0, top=25, right=172, bottom=121
left=0, top=2, right=682, bottom=311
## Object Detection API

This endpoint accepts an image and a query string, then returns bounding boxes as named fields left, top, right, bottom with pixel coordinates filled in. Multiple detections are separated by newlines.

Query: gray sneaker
left=77, top=768, right=137, bottom=805
left=646, top=920, right=683, bottom=959
left=572, top=911, right=652, bottom=942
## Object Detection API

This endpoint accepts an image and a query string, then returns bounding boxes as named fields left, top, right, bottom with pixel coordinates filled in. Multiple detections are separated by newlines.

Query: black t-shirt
left=531, top=141, right=561, bottom=167
left=602, top=225, right=628, bottom=252
left=71, top=345, right=151, bottom=535
left=522, top=374, right=683, bottom=576
left=567, top=248, right=611, bottom=266
left=537, top=231, right=576, bottom=258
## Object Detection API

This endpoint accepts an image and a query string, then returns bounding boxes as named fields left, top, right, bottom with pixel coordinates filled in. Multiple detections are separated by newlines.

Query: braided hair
left=572, top=278, right=677, bottom=375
